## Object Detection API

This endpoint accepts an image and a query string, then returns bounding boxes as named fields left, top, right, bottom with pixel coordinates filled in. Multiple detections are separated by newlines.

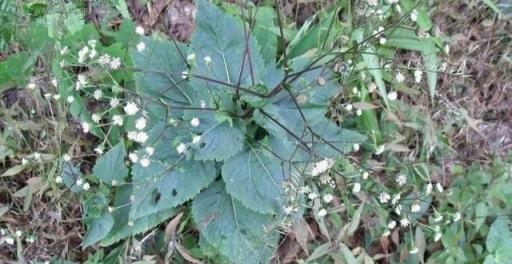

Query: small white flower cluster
left=311, top=159, right=334, bottom=177
left=129, top=147, right=154, bottom=168
left=373, top=26, right=386, bottom=45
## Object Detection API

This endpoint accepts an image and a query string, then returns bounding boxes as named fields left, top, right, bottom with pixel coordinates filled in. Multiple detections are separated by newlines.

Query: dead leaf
left=353, top=102, right=379, bottom=110
left=164, top=212, right=183, bottom=243
left=176, top=244, right=203, bottom=264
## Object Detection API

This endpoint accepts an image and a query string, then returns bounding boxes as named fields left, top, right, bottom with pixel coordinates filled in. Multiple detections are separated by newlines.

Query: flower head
left=135, top=26, right=145, bottom=35
left=110, top=57, right=121, bottom=69
left=136, top=42, right=145, bottom=53
left=396, top=174, right=407, bottom=186
left=379, top=192, right=391, bottom=203
left=124, top=101, right=139, bottom=115
left=176, top=143, right=187, bottom=154
left=190, top=117, right=200, bottom=127
left=135, top=117, right=147, bottom=130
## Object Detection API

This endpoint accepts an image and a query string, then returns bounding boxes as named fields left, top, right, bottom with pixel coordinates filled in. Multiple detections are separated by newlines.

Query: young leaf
left=92, top=141, right=128, bottom=186
left=83, top=214, right=114, bottom=248
left=222, top=146, right=289, bottom=214
left=192, top=182, right=278, bottom=264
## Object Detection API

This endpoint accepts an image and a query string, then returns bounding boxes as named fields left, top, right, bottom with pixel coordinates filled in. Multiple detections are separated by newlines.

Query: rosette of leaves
left=85, top=0, right=366, bottom=262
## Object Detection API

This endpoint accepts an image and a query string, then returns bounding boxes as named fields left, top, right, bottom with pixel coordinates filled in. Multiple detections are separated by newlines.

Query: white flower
left=135, top=26, right=145, bottom=35
left=411, top=203, right=421, bottom=213
left=400, top=218, right=410, bottom=227
left=91, top=113, right=101, bottom=123
left=353, top=143, right=360, bottom=151
left=434, top=214, right=443, bottom=223
left=140, top=158, right=150, bottom=167
left=98, top=54, right=111, bottom=65
left=60, top=46, right=68, bottom=55
left=387, top=91, right=398, bottom=101
left=426, top=182, right=433, bottom=195
left=22, top=158, right=28, bottom=165
left=395, top=205, right=402, bottom=215
left=368, top=82, right=377, bottom=92
left=176, top=143, right=187, bottom=154
left=55, top=176, right=63, bottom=184
left=15, top=230, right=22, bottom=237
left=436, top=183, right=444, bottom=193
left=136, top=42, right=145, bottom=53
left=112, top=115, right=124, bottom=126
left=109, top=97, right=120, bottom=108
left=308, top=192, right=318, bottom=200
left=283, top=206, right=294, bottom=215
left=51, top=79, right=58, bottom=87
left=135, top=131, right=148, bottom=143
left=89, top=49, right=97, bottom=59
left=128, top=220, right=134, bottom=226
left=391, top=193, right=401, bottom=205
left=382, top=229, right=391, bottom=237
left=192, top=135, right=201, bottom=144
left=367, top=0, right=377, bottom=6
left=323, top=194, right=333, bottom=203
left=76, top=178, right=83, bottom=186
left=77, top=74, right=87, bottom=85
left=67, top=96, right=75, bottom=103
left=94, top=147, right=104, bottom=155
left=53, top=94, right=61, bottom=101
left=27, top=82, right=36, bottom=90
left=356, top=109, right=363, bottom=116
left=414, top=70, right=423, bottom=83
left=181, top=71, right=188, bottom=79
left=44, top=93, right=52, bottom=99
left=93, top=89, right=102, bottom=100
left=453, top=212, right=461, bottom=222
left=352, top=87, right=359, bottom=94
left=62, top=154, right=71, bottom=162
left=434, top=232, right=442, bottom=242
left=379, top=192, right=391, bottom=203
left=375, top=145, right=385, bottom=155
left=298, top=186, right=311, bottom=194
left=187, top=53, right=196, bottom=62
left=200, top=100, right=207, bottom=108
left=60, top=60, right=65, bottom=67
left=352, top=183, right=361, bottom=193
left=311, top=159, right=334, bottom=176
left=124, top=101, right=139, bottom=115
left=78, top=46, right=89, bottom=63
left=395, top=72, right=405, bottom=82
left=317, top=209, right=327, bottom=217
left=410, top=9, right=418, bottom=22
left=190, top=117, right=200, bottom=127
left=110, top=57, right=121, bottom=69
left=83, top=182, right=90, bottom=191
left=145, top=147, right=154, bottom=156
left=204, top=56, right=212, bottom=65
left=111, top=180, right=118, bottom=186
left=444, top=45, right=450, bottom=55
left=88, top=39, right=97, bottom=48
left=345, top=104, right=353, bottom=111
left=135, top=117, right=147, bottom=130
left=409, top=246, right=419, bottom=254
left=127, top=131, right=138, bottom=141
left=379, top=37, right=387, bottom=45
left=5, top=237, right=14, bottom=245
left=33, top=152, right=41, bottom=161
left=129, top=153, right=139, bottom=163
left=387, top=220, right=397, bottom=229
left=82, top=122, right=90, bottom=133
left=395, top=4, right=402, bottom=13
left=362, top=171, right=369, bottom=179
left=396, top=174, right=407, bottom=186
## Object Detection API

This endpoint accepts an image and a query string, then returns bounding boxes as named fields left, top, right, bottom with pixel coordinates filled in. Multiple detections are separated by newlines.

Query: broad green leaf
left=93, top=141, right=128, bottom=186
left=130, top=35, right=192, bottom=118
left=192, top=182, right=278, bottom=264
left=100, top=185, right=176, bottom=246
left=222, top=146, right=288, bottom=214
left=253, top=6, right=278, bottom=63
left=416, top=9, right=432, bottom=31
left=184, top=110, right=246, bottom=161
left=190, top=0, right=266, bottom=99
left=83, top=214, right=114, bottom=248
left=129, top=160, right=217, bottom=220
left=487, top=219, right=511, bottom=252
left=475, top=202, right=488, bottom=231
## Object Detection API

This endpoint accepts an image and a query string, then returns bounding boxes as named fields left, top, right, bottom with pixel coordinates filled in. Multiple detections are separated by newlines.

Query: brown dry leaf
left=386, top=143, right=411, bottom=152
left=176, top=244, right=203, bottom=264
left=293, top=217, right=313, bottom=255
left=353, top=102, right=379, bottom=110
left=164, top=212, right=183, bottom=243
